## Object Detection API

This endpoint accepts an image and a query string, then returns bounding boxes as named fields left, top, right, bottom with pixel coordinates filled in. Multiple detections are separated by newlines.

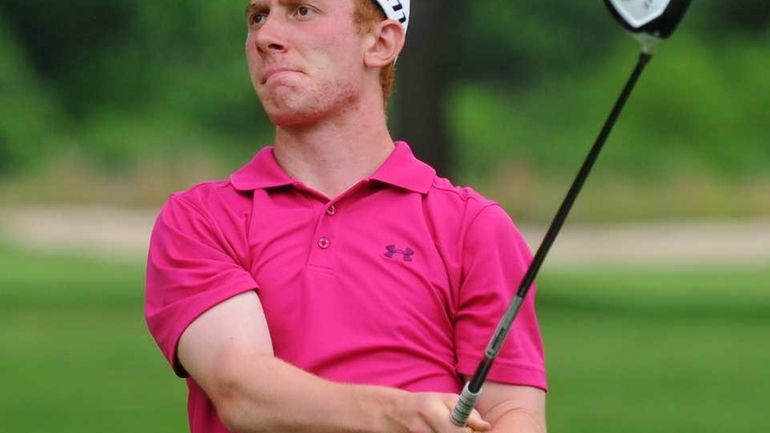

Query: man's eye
left=249, top=12, right=267, bottom=26
left=294, top=6, right=315, bottom=18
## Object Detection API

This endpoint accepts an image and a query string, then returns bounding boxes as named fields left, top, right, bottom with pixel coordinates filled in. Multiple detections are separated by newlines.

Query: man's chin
left=260, top=95, right=313, bottom=126
left=266, top=109, right=323, bottom=129
left=260, top=90, right=356, bottom=128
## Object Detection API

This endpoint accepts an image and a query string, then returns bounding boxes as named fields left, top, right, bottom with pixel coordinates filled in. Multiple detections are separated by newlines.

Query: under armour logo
left=384, top=244, right=414, bottom=262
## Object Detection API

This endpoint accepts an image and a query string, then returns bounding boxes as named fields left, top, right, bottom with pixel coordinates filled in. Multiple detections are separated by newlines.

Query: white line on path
left=1, top=205, right=769, bottom=266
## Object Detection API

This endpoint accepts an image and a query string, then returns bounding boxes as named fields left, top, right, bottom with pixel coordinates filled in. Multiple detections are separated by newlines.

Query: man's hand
left=387, top=392, right=492, bottom=433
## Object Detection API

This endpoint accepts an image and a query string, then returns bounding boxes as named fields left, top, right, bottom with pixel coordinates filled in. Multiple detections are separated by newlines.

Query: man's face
left=245, top=0, right=369, bottom=127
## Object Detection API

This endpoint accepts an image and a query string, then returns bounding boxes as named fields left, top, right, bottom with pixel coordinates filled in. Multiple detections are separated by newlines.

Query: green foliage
left=0, top=1, right=768, bottom=216
left=0, top=13, right=64, bottom=174
left=452, top=33, right=770, bottom=184
left=452, top=0, right=615, bottom=84
left=1, top=0, right=270, bottom=177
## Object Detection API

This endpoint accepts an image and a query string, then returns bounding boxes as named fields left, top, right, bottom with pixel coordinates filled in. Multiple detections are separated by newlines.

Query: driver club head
left=605, top=0, right=692, bottom=51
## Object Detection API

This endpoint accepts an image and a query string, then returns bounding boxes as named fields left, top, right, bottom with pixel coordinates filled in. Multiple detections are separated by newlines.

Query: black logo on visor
left=386, top=0, right=408, bottom=23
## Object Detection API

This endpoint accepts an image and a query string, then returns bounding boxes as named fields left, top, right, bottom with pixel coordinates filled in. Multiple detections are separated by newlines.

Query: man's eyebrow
left=245, top=0, right=266, bottom=16
left=245, top=0, right=319, bottom=16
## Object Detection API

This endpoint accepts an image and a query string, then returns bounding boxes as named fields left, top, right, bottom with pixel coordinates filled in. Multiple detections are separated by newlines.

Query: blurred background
left=1, top=1, right=768, bottom=432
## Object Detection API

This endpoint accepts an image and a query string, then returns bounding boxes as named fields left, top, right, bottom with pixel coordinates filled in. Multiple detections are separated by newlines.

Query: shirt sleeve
left=454, top=204, right=547, bottom=391
left=145, top=193, right=258, bottom=377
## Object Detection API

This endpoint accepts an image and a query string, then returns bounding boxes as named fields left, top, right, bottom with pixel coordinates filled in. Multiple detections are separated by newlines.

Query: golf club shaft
left=451, top=51, right=653, bottom=426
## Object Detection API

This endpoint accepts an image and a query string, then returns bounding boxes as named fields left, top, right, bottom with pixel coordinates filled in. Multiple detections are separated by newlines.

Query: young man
left=145, top=1, right=547, bottom=432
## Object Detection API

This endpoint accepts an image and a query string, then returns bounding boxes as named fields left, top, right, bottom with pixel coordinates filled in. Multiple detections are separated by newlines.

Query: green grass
left=538, top=267, right=770, bottom=432
left=1, top=243, right=769, bottom=432
left=0, top=244, right=187, bottom=433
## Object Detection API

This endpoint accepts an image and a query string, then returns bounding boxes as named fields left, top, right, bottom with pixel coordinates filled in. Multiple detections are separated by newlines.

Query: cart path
left=1, top=205, right=769, bottom=266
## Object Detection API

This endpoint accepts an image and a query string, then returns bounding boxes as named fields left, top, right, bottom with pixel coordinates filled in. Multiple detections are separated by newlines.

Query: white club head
left=608, top=0, right=672, bottom=28
left=605, top=0, right=692, bottom=52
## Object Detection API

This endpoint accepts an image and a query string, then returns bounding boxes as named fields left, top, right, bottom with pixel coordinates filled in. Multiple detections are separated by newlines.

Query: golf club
left=450, top=0, right=692, bottom=426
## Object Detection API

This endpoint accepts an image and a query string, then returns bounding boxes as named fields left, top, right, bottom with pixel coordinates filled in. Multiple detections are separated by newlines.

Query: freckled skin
left=245, top=1, right=369, bottom=128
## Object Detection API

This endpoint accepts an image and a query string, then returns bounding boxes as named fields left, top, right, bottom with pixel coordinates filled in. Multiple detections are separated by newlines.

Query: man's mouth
left=262, top=67, right=300, bottom=84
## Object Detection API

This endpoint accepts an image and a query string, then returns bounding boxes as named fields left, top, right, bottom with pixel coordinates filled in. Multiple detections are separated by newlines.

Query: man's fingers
left=440, top=394, right=491, bottom=431
left=466, top=408, right=492, bottom=431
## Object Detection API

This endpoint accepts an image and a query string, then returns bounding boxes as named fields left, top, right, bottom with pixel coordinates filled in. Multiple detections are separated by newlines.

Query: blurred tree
left=449, top=0, right=615, bottom=86
left=0, top=0, right=136, bottom=118
left=0, top=0, right=768, bottom=186
left=395, top=0, right=615, bottom=176
left=395, top=0, right=456, bottom=176
left=707, top=2, right=770, bottom=33
left=0, top=10, right=63, bottom=174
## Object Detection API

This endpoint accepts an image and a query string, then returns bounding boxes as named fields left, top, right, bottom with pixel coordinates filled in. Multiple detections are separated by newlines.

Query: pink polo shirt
left=146, top=141, right=546, bottom=433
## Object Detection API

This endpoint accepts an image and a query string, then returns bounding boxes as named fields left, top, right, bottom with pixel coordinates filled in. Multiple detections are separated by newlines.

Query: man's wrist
left=347, top=384, right=406, bottom=433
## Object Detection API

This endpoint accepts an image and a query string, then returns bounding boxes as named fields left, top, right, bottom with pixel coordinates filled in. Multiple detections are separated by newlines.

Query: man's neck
left=272, top=98, right=395, bottom=200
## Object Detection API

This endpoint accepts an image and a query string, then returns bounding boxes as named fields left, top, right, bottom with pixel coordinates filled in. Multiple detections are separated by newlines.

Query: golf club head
left=605, top=0, right=692, bottom=51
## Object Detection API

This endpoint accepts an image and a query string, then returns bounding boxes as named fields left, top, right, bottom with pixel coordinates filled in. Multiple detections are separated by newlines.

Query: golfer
left=145, top=1, right=546, bottom=432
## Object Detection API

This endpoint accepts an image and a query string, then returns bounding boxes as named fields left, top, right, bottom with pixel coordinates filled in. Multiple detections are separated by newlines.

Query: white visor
left=373, top=0, right=410, bottom=33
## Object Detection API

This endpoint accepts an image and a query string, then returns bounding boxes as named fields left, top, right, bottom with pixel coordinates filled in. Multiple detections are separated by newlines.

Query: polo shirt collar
left=230, top=146, right=294, bottom=191
left=369, top=141, right=436, bottom=194
left=230, top=141, right=435, bottom=194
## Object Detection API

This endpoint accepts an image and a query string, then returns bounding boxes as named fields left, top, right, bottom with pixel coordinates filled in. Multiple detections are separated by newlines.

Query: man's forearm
left=207, top=354, right=491, bottom=433
left=176, top=293, right=488, bottom=433
left=211, top=354, right=401, bottom=433
left=486, top=406, right=547, bottom=433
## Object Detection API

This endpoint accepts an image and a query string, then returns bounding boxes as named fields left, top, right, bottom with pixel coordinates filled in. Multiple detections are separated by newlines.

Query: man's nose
left=254, top=14, right=288, bottom=54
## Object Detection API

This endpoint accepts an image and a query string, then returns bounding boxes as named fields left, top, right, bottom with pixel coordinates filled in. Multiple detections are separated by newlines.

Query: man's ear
left=363, top=20, right=405, bottom=68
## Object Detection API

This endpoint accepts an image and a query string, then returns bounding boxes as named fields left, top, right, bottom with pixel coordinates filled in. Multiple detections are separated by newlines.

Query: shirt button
left=318, top=237, right=331, bottom=249
left=326, top=205, right=337, bottom=216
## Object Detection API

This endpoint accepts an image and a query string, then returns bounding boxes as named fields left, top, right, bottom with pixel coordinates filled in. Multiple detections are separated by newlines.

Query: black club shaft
left=452, top=51, right=654, bottom=426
